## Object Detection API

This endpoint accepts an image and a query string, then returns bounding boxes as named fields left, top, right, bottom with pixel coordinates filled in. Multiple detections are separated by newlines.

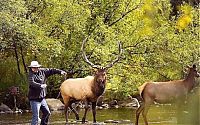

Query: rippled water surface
left=1, top=87, right=200, bottom=125
left=0, top=102, right=199, bottom=125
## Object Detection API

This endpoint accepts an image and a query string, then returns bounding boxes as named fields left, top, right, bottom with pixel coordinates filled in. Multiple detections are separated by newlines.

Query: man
left=28, top=61, right=66, bottom=125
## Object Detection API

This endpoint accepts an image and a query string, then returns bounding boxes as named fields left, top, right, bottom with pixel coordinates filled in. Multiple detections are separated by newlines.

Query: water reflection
left=0, top=106, right=180, bottom=125
left=0, top=103, right=199, bottom=125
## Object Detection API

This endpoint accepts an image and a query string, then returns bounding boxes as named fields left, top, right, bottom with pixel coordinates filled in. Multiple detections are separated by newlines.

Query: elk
left=135, top=64, right=199, bottom=125
left=60, top=37, right=122, bottom=124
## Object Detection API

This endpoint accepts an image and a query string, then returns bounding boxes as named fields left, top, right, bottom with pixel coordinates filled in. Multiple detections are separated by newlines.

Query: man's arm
left=43, top=68, right=66, bottom=78
left=28, top=74, right=42, bottom=88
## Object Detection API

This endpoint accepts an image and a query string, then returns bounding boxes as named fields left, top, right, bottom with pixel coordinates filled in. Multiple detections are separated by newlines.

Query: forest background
left=0, top=0, right=199, bottom=109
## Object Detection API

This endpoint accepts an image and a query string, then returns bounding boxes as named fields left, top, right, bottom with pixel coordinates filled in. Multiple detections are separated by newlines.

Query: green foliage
left=0, top=0, right=199, bottom=101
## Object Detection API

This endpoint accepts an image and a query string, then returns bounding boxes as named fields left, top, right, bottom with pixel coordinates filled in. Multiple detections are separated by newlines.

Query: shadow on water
left=0, top=87, right=199, bottom=125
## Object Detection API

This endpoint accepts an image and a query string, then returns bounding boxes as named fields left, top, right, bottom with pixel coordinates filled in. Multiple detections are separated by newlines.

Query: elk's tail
left=138, top=82, right=149, bottom=99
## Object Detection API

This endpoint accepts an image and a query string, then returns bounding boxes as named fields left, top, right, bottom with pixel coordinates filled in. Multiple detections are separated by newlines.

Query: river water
left=0, top=87, right=199, bottom=125
left=0, top=102, right=199, bottom=125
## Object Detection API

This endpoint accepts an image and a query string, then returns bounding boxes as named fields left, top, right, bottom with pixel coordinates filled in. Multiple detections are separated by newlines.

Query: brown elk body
left=60, top=37, right=122, bottom=124
left=135, top=64, right=199, bottom=125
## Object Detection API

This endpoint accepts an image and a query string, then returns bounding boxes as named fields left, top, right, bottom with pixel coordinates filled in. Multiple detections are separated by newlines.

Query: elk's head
left=81, top=37, right=122, bottom=88
left=187, top=64, right=200, bottom=78
left=93, top=67, right=107, bottom=88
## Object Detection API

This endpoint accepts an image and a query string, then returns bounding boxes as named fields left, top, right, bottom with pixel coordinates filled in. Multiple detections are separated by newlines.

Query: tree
left=0, top=0, right=199, bottom=101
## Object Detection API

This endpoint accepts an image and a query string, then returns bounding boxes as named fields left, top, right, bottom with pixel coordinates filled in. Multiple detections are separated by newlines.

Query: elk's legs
left=64, top=103, right=69, bottom=123
left=142, top=104, right=150, bottom=125
left=69, top=101, right=79, bottom=121
left=82, top=101, right=89, bottom=123
left=135, top=103, right=145, bottom=125
left=92, top=101, right=97, bottom=123
left=141, top=95, right=152, bottom=125
left=62, top=96, right=70, bottom=124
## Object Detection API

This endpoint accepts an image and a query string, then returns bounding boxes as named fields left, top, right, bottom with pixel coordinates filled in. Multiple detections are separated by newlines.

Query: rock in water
left=46, top=98, right=64, bottom=111
left=0, top=103, right=13, bottom=113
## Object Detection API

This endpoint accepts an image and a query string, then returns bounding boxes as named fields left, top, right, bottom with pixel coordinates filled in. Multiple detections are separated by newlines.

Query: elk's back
left=60, top=76, right=94, bottom=100
left=140, top=81, right=188, bottom=103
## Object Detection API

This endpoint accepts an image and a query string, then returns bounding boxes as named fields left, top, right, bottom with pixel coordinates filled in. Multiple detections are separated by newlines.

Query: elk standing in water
left=135, top=64, right=199, bottom=125
left=60, top=37, right=122, bottom=124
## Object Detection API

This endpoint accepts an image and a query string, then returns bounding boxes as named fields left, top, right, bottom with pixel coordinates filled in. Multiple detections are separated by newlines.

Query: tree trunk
left=20, top=45, right=27, bottom=73
left=13, top=41, right=21, bottom=75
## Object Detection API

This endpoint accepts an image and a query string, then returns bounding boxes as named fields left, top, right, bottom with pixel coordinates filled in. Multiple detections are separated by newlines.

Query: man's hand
left=40, top=84, right=47, bottom=89
left=61, top=71, right=67, bottom=75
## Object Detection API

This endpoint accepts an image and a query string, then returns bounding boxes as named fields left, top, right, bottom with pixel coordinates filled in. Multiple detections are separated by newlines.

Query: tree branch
left=108, top=1, right=143, bottom=26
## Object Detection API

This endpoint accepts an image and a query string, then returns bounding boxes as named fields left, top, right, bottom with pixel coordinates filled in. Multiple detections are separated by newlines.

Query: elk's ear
left=192, top=64, right=196, bottom=69
left=92, top=68, right=98, bottom=74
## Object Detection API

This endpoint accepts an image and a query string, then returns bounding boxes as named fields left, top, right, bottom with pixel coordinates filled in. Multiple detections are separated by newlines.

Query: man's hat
left=28, top=61, right=42, bottom=68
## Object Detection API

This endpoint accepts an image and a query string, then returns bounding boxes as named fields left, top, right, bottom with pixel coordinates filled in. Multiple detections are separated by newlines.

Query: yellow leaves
left=139, top=26, right=154, bottom=37
left=143, top=3, right=153, bottom=12
left=176, top=4, right=193, bottom=31
left=142, top=0, right=157, bottom=18
left=141, top=0, right=156, bottom=17
left=180, top=4, right=193, bottom=15
left=176, top=15, right=192, bottom=31
left=134, top=10, right=143, bottom=19
left=138, top=0, right=157, bottom=37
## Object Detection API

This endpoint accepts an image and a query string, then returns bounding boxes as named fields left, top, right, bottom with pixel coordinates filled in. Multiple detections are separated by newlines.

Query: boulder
left=46, top=98, right=64, bottom=111
left=125, top=98, right=140, bottom=108
left=120, top=97, right=140, bottom=108
left=108, top=100, right=118, bottom=107
left=0, top=103, right=13, bottom=113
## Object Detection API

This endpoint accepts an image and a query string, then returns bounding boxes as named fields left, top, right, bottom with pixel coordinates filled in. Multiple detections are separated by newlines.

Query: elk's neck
left=92, top=77, right=106, bottom=97
left=184, top=73, right=195, bottom=92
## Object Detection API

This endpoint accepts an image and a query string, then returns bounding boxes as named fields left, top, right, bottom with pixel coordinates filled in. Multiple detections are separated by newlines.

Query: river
left=0, top=102, right=199, bottom=125
left=1, top=86, right=199, bottom=125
